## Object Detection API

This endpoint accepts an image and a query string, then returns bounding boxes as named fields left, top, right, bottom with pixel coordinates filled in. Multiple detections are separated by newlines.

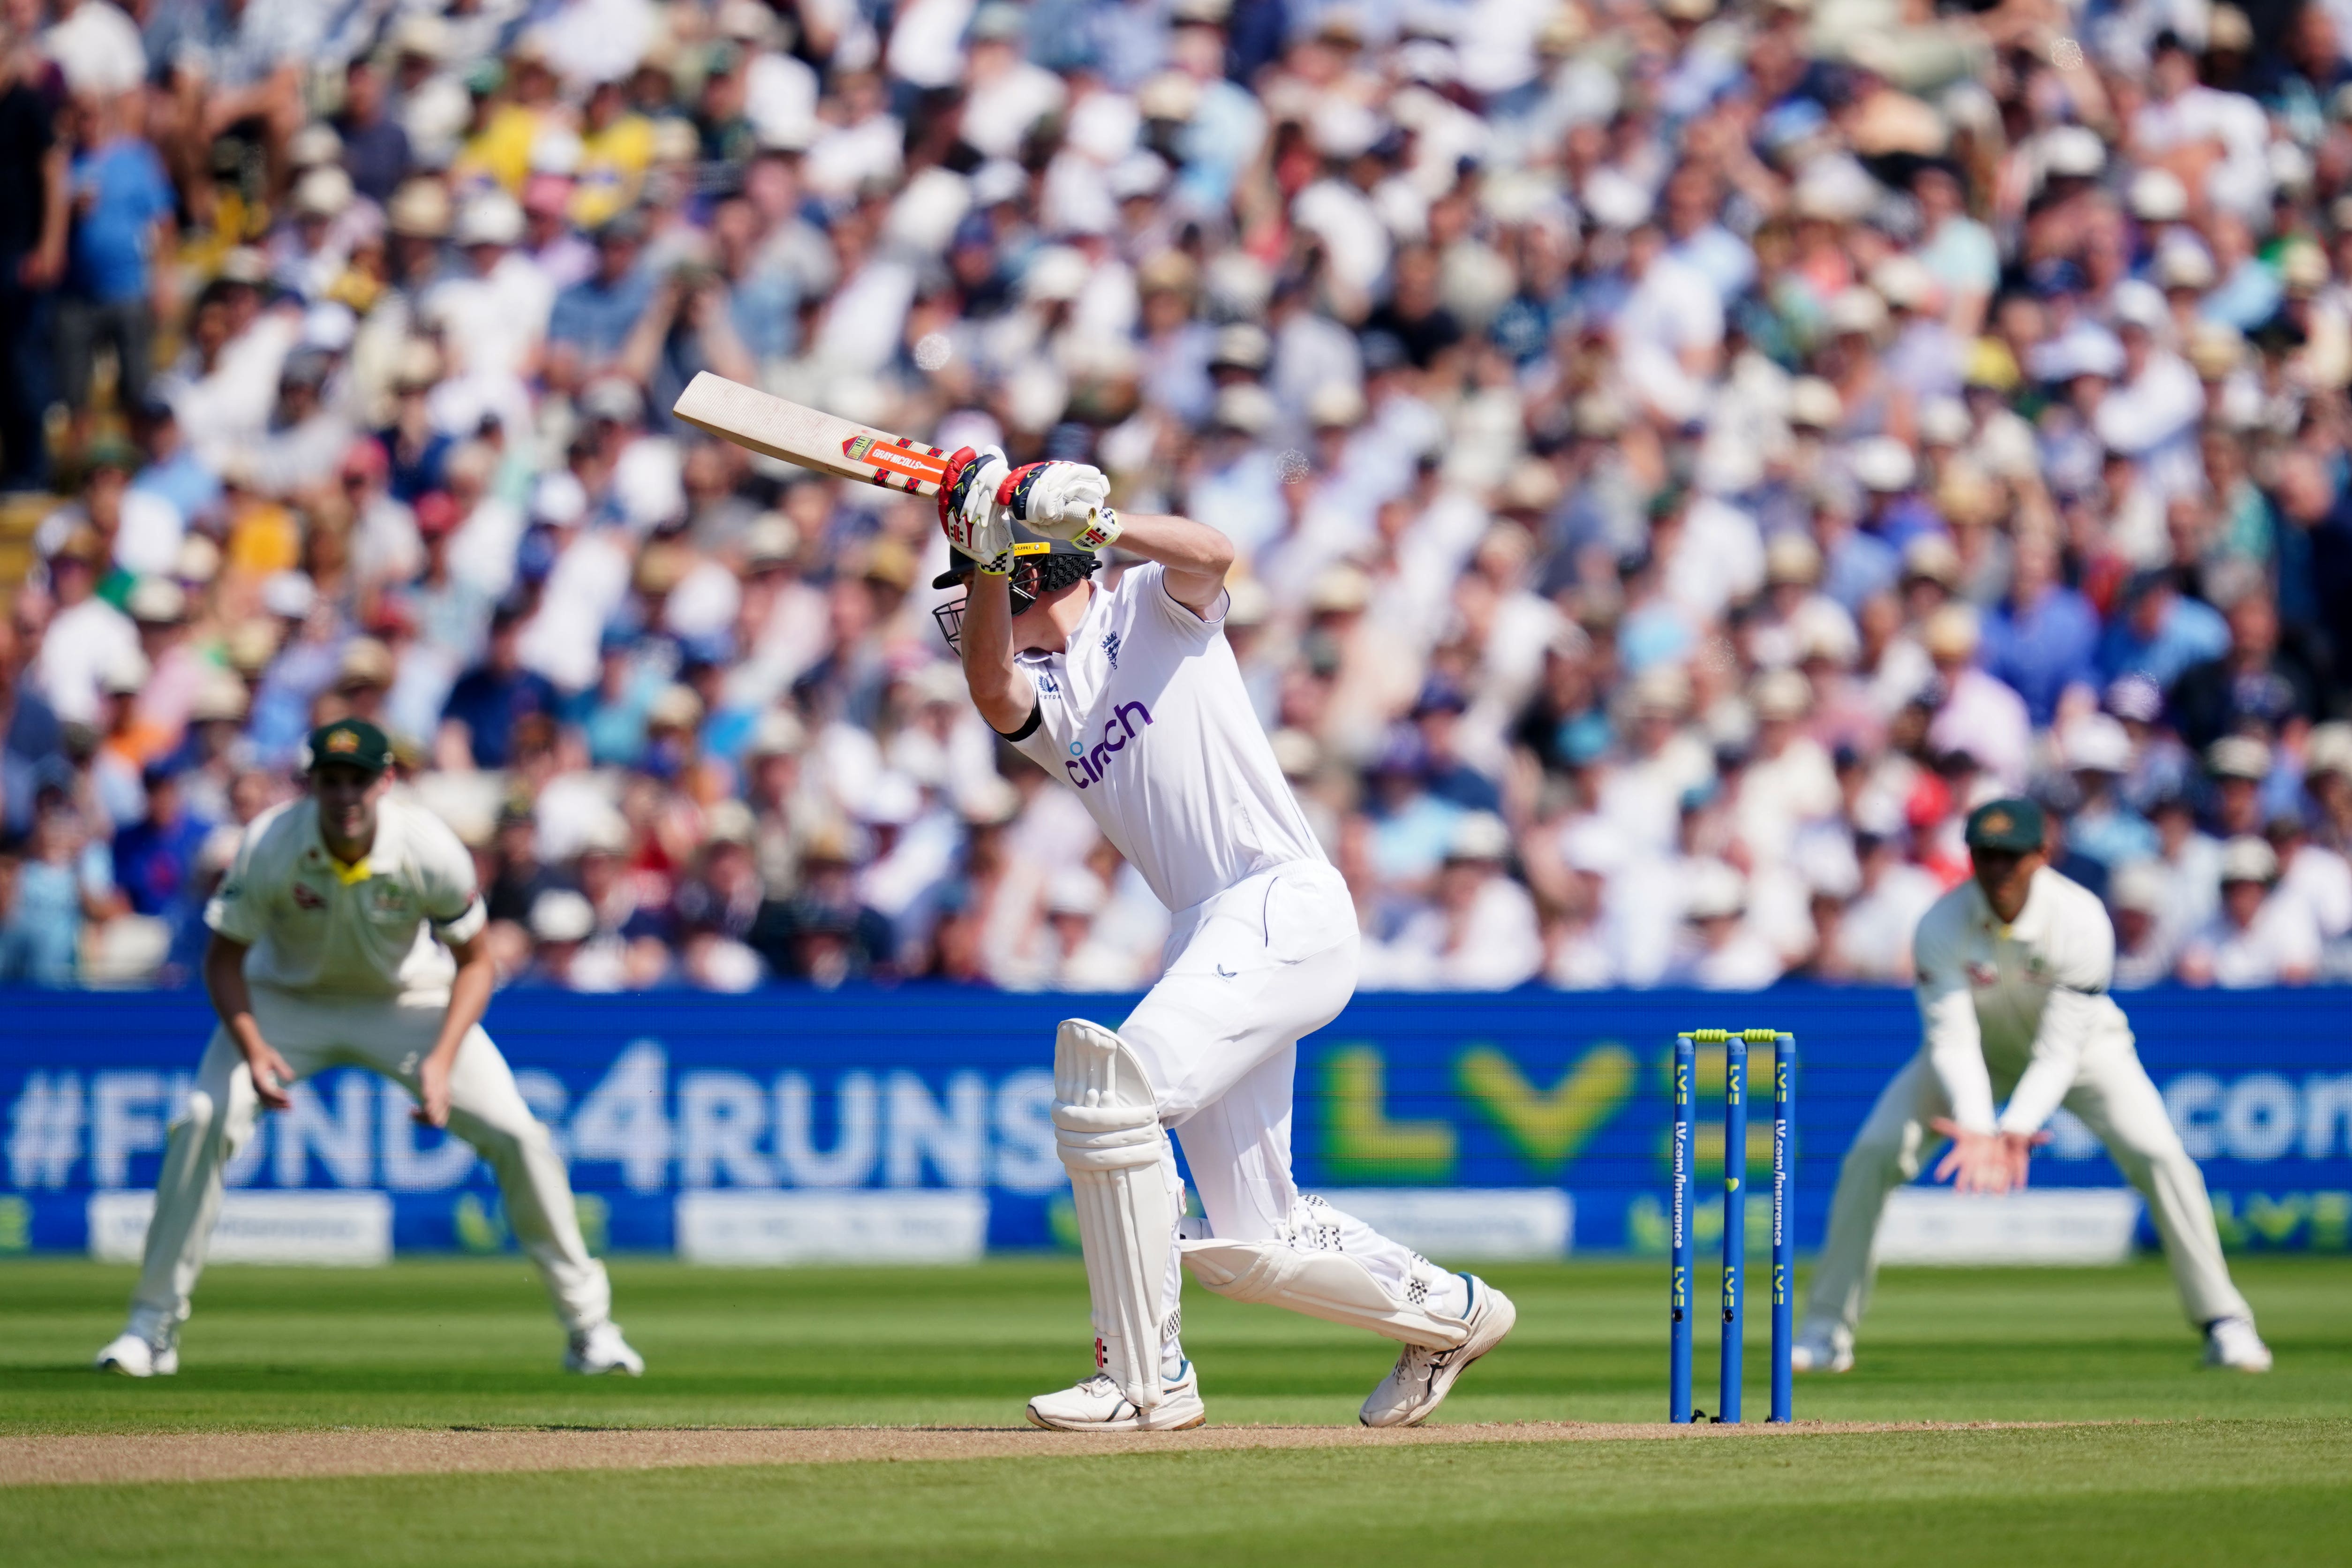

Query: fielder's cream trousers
left=1804, top=1041, right=2251, bottom=1341
left=130, top=985, right=611, bottom=1335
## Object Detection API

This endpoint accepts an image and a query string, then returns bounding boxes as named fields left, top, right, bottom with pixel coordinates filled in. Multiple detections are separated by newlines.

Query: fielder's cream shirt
left=206, top=795, right=487, bottom=998
left=1911, top=865, right=2134, bottom=1138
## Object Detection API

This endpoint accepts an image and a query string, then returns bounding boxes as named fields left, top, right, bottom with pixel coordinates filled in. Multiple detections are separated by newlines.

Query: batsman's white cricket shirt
left=1911, top=865, right=2135, bottom=1138
left=206, top=795, right=489, bottom=998
left=1010, top=562, right=1324, bottom=912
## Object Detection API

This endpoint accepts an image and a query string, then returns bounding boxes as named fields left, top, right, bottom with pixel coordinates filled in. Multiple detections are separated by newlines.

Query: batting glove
left=997, top=461, right=1121, bottom=550
left=938, top=445, right=1013, bottom=573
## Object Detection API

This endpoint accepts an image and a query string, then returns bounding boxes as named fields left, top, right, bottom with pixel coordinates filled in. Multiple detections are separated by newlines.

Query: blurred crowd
left=2, top=0, right=2352, bottom=993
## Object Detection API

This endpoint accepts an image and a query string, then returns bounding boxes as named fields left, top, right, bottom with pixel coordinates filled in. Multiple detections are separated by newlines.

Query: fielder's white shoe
left=2203, top=1317, right=2272, bottom=1372
left=1026, top=1357, right=1206, bottom=1432
left=1789, top=1322, right=1854, bottom=1374
left=95, top=1330, right=177, bottom=1378
left=1359, top=1274, right=1516, bottom=1428
left=564, top=1321, right=645, bottom=1376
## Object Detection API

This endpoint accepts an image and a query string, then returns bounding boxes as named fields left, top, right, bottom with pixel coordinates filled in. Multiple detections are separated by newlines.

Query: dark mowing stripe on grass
left=6, top=1430, right=2352, bottom=1568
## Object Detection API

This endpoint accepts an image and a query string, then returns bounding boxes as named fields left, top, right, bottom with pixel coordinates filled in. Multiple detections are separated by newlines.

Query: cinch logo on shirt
left=1065, top=701, right=1152, bottom=789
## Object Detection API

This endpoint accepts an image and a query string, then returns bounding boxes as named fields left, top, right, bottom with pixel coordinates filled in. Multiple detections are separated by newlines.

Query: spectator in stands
left=58, top=88, right=173, bottom=440
left=2170, top=592, right=2318, bottom=750
left=1669, top=859, right=1783, bottom=991
left=333, top=55, right=410, bottom=206
left=0, top=619, right=64, bottom=837
left=2178, top=837, right=2320, bottom=987
left=0, top=0, right=2349, bottom=998
left=0, top=18, right=61, bottom=491
left=0, top=795, right=114, bottom=984
left=1983, top=534, right=2100, bottom=727
left=441, top=604, right=558, bottom=769
left=750, top=828, right=894, bottom=987
left=2100, top=569, right=2229, bottom=689
left=1380, top=812, right=1542, bottom=990
left=547, top=210, right=651, bottom=393
left=2267, top=811, right=2352, bottom=971
left=2063, top=717, right=2160, bottom=873
left=1923, top=605, right=2031, bottom=790
left=2107, top=861, right=2176, bottom=990
left=111, top=767, right=204, bottom=916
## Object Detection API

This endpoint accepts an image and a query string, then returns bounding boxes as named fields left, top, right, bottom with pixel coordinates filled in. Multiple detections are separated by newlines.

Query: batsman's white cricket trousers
left=130, top=985, right=611, bottom=1334
left=1805, top=1040, right=2250, bottom=1337
left=1115, top=859, right=1431, bottom=1346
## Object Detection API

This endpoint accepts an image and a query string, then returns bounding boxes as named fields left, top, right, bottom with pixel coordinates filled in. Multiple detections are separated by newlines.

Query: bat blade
left=672, top=372, right=952, bottom=497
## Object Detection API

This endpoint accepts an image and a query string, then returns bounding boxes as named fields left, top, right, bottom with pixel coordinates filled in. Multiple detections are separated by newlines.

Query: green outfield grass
left=3, top=1255, right=2348, bottom=1564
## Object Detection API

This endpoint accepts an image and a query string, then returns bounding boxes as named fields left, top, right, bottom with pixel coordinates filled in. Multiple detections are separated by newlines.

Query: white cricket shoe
left=564, top=1321, right=645, bottom=1376
left=1359, top=1274, right=1517, bottom=1429
left=1789, top=1321, right=1854, bottom=1374
left=2203, top=1317, right=2272, bottom=1372
left=95, top=1331, right=177, bottom=1378
left=1026, top=1359, right=1206, bottom=1432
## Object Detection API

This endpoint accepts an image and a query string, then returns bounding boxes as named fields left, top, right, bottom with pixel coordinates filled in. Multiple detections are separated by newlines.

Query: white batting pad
left=1179, top=1238, right=1470, bottom=1350
left=1052, top=1018, right=1176, bottom=1410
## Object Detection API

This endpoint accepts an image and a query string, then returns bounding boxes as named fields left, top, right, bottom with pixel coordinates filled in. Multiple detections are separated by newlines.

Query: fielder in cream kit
left=931, top=447, right=1515, bottom=1430
left=95, top=718, right=643, bottom=1379
left=1795, top=797, right=2271, bottom=1374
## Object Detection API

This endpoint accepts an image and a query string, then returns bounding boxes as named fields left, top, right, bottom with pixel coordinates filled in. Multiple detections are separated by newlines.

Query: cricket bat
left=672, top=371, right=954, bottom=496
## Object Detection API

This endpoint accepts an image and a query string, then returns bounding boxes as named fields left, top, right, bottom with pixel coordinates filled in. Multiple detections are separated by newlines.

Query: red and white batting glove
left=997, top=461, right=1121, bottom=550
left=938, top=445, right=1013, bottom=573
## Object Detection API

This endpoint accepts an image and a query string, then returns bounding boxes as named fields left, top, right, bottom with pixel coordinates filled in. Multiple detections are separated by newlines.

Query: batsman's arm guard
left=1179, top=1237, right=1470, bottom=1350
left=1053, top=1018, right=1178, bottom=1410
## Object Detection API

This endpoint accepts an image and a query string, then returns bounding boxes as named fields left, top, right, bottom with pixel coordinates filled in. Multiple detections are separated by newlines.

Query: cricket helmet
left=930, top=523, right=1100, bottom=653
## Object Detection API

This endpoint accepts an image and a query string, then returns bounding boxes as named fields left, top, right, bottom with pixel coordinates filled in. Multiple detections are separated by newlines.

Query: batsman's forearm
left=1110, top=512, right=1235, bottom=579
left=958, top=572, right=1031, bottom=730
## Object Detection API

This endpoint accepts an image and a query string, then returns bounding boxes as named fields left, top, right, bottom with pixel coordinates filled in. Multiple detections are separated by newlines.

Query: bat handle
left=1077, top=505, right=1119, bottom=550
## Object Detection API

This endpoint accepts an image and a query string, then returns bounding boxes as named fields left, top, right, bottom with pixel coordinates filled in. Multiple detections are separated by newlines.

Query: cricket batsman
left=95, top=719, right=643, bottom=1378
left=1794, top=798, right=2271, bottom=1374
left=932, top=448, right=1515, bottom=1430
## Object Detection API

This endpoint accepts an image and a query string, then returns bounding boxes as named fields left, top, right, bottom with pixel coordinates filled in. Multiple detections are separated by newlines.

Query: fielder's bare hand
left=1929, top=1120, right=2012, bottom=1193
left=1930, top=1118, right=2050, bottom=1192
left=242, top=1040, right=296, bottom=1113
left=413, top=1055, right=453, bottom=1128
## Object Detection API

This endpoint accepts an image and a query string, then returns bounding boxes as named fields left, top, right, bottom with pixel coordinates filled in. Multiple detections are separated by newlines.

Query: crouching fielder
left=96, top=719, right=641, bottom=1379
left=1796, top=798, right=2269, bottom=1374
left=933, top=449, right=1515, bottom=1429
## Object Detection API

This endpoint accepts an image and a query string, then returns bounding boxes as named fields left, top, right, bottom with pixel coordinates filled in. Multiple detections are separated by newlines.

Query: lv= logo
left=1456, top=1043, right=1637, bottom=1170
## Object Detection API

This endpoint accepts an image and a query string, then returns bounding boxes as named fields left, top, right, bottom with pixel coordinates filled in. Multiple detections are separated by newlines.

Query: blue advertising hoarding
left=3, top=986, right=2347, bottom=1256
